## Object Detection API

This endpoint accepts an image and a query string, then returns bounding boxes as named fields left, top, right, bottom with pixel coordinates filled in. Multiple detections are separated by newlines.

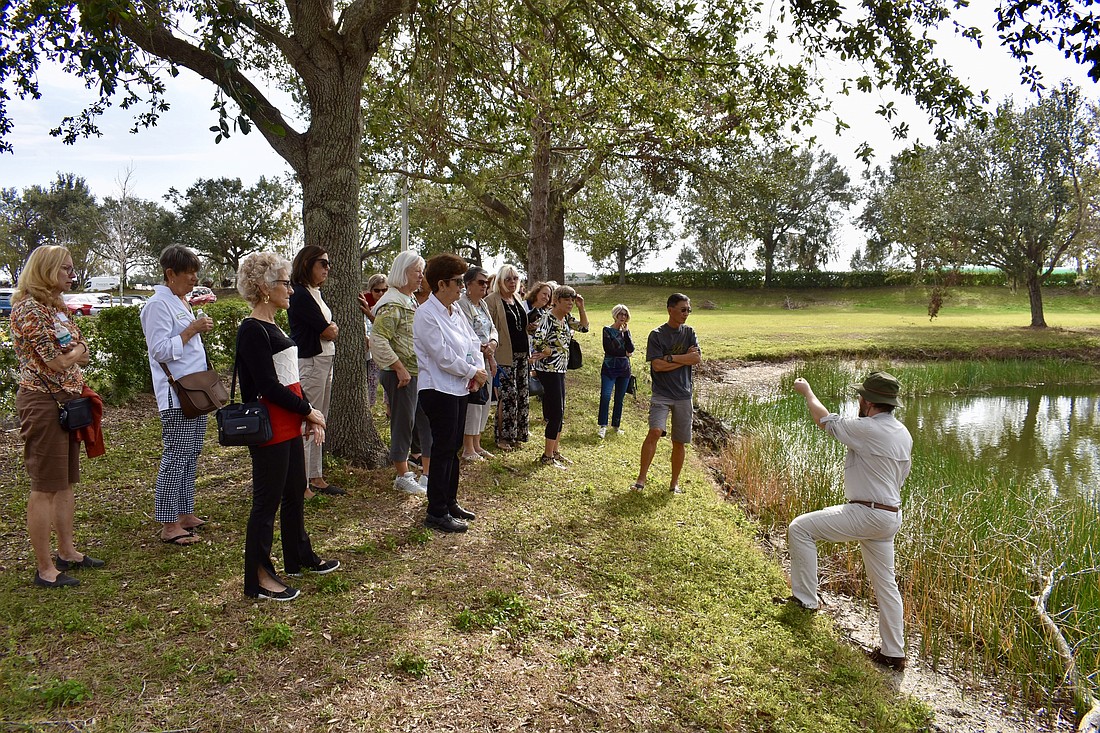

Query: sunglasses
left=446, top=276, right=464, bottom=286
left=315, top=259, right=331, bottom=269
left=474, top=279, right=490, bottom=287
left=372, top=287, right=388, bottom=294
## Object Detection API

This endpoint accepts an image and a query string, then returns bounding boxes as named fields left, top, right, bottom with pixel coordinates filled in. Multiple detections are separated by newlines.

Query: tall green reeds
left=705, top=359, right=1100, bottom=718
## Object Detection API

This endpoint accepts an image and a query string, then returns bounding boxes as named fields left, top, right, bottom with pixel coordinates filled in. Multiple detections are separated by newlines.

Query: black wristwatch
left=664, top=355, right=674, bottom=363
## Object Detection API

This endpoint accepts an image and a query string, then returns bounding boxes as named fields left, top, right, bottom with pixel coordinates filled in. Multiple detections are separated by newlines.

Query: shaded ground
left=697, top=360, right=1077, bottom=733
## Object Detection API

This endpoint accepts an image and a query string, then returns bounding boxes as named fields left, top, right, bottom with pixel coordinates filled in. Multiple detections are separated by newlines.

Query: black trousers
left=536, top=371, right=566, bottom=439
left=418, top=388, right=468, bottom=517
left=244, top=437, right=319, bottom=595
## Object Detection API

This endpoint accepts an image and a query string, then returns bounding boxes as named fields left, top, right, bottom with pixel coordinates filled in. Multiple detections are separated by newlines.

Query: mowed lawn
left=577, top=284, right=1100, bottom=360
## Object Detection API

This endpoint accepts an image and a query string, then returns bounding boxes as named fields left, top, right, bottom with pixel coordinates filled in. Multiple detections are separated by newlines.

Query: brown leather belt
left=849, top=500, right=899, bottom=513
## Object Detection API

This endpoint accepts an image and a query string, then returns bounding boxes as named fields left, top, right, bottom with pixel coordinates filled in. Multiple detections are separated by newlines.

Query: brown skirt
left=16, top=388, right=81, bottom=493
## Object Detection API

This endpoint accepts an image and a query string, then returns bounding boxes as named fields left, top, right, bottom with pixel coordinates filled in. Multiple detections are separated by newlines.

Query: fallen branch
left=1031, top=565, right=1100, bottom=733
left=556, top=692, right=600, bottom=716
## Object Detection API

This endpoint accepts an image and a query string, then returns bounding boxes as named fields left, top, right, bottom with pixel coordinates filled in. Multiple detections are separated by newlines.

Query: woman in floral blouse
left=531, top=285, right=588, bottom=468
left=10, top=245, right=102, bottom=588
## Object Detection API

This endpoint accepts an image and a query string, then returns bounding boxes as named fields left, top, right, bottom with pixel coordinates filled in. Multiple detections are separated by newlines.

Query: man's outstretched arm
left=793, top=378, right=830, bottom=430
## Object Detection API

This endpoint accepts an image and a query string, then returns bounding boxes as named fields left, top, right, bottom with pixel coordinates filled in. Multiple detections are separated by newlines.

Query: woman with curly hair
left=235, top=252, right=339, bottom=601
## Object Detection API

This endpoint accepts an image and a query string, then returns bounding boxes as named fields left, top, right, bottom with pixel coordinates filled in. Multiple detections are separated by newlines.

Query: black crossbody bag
left=36, top=373, right=93, bottom=432
left=215, top=331, right=272, bottom=447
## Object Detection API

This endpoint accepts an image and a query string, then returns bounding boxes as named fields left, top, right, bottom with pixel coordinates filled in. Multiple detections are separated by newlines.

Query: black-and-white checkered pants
left=156, top=408, right=207, bottom=523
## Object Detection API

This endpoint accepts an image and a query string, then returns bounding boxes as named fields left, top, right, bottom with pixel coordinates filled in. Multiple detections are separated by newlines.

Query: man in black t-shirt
left=631, top=293, right=700, bottom=494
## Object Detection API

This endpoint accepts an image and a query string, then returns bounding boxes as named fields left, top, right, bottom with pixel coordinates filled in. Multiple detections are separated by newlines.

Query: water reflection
left=857, top=389, right=1100, bottom=500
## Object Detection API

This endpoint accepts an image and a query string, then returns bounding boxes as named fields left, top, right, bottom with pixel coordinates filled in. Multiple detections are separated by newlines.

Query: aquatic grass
left=705, top=359, right=1100, bottom=719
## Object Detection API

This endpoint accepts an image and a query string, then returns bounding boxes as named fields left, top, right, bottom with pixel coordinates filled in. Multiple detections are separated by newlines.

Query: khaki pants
left=298, top=354, right=333, bottom=480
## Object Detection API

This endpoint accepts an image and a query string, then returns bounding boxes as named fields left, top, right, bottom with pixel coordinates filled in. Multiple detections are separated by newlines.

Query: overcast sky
left=3, top=5, right=1098, bottom=275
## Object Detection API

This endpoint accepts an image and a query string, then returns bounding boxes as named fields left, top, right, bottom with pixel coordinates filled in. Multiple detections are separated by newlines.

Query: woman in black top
left=236, top=252, right=337, bottom=602
left=484, top=264, right=529, bottom=451
left=288, top=245, right=343, bottom=497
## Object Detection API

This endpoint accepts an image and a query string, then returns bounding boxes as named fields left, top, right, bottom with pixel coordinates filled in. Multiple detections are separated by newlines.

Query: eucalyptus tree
left=570, top=170, right=675, bottom=284
left=164, top=176, right=297, bottom=280
left=685, top=144, right=854, bottom=284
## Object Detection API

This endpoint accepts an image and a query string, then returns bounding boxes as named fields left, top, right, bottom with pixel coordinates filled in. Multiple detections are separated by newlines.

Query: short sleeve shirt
left=646, top=323, right=698, bottom=401
left=819, top=412, right=913, bottom=506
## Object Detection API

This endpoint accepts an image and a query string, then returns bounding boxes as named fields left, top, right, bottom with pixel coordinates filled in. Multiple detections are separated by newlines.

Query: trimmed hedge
left=604, top=269, right=1083, bottom=289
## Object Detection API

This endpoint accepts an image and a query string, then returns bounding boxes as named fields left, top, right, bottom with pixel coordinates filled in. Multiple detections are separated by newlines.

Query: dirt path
left=700, top=360, right=1075, bottom=733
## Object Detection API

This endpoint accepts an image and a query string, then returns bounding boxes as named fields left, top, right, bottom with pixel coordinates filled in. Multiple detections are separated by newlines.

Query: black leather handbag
left=215, top=341, right=272, bottom=447
left=36, top=374, right=93, bottom=431
left=567, top=339, right=582, bottom=370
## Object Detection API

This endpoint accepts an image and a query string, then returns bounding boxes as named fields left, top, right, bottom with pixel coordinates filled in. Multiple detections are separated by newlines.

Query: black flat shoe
left=867, top=647, right=906, bottom=671
left=312, top=484, right=347, bottom=496
left=425, top=513, right=468, bottom=533
left=34, top=571, right=80, bottom=588
left=248, top=586, right=301, bottom=602
left=55, top=555, right=105, bottom=571
left=449, top=503, right=476, bottom=521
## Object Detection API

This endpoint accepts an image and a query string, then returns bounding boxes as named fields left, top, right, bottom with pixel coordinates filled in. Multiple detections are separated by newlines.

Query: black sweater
left=287, top=285, right=331, bottom=359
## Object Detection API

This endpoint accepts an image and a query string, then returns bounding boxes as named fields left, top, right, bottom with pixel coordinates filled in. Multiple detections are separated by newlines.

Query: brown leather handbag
left=160, top=361, right=229, bottom=418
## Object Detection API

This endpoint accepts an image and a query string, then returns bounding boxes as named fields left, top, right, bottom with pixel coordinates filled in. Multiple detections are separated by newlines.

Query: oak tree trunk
left=1026, top=270, right=1047, bottom=328
left=298, top=73, right=388, bottom=467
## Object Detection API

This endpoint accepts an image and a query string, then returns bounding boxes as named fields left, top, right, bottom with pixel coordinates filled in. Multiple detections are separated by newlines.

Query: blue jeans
left=599, top=372, right=631, bottom=428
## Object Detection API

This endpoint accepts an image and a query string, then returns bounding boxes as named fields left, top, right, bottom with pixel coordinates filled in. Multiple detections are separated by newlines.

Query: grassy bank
left=703, top=359, right=1100, bottom=720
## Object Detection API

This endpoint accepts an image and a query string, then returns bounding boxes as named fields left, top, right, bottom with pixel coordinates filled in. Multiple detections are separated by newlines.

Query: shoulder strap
left=230, top=318, right=272, bottom=403
left=34, top=372, right=63, bottom=406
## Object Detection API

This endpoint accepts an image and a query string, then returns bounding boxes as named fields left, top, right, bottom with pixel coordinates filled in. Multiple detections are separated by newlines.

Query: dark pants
left=418, top=389, right=468, bottom=517
left=244, top=437, right=319, bottom=595
left=536, top=371, right=566, bottom=438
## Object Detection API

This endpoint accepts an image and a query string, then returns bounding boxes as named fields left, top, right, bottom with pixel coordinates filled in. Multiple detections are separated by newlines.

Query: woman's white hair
left=611, top=304, right=630, bottom=320
left=237, top=251, right=290, bottom=305
left=387, top=251, right=426, bottom=289
left=492, top=264, right=521, bottom=296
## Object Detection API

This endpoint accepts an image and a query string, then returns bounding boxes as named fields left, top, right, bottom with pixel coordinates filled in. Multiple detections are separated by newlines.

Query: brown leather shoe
left=867, top=647, right=906, bottom=671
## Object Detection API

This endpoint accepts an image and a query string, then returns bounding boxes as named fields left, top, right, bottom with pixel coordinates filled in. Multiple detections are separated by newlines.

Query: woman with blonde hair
left=597, top=304, right=634, bottom=438
left=236, top=251, right=338, bottom=601
left=10, top=245, right=101, bottom=587
left=484, top=264, right=529, bottom=451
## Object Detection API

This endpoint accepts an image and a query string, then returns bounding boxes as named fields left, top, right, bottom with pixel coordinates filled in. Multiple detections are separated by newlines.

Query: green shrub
left=81, top=306, right=151, bottom=405
left=203, top=300, right=252, bottom=371
left=0, top=320, right=17, bottom=421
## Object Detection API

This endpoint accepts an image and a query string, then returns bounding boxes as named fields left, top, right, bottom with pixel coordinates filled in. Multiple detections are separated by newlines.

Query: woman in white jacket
left=413, top=254, right=489, bottom=533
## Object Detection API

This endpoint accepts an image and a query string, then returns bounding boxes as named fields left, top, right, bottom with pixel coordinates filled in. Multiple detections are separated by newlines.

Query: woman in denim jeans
left=597, top=304, right=634, bottom=438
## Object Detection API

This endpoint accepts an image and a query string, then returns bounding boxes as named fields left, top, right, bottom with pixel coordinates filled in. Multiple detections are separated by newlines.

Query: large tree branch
left=116, top=15, right=307, bottom=171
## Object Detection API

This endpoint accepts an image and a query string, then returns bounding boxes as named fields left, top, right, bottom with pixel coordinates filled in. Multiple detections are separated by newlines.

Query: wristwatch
left=664, top=354, right=674, bottom=363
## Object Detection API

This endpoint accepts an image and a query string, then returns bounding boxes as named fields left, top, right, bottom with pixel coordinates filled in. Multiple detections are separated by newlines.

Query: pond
left=890, top=388, right=1100, bottom=503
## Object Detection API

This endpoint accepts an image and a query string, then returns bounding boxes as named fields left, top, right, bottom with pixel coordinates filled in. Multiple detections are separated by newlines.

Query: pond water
left=880, top=388, right=1100, bottom=501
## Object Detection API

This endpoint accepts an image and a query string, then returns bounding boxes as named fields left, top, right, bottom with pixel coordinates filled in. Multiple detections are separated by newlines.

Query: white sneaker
left=616, top=428, right=625, bottom=435
left=418, top=475, right=429, bottom=491
left=394, top=472, right=425, bottom=496
left=598, top=426, right=607, bottom=439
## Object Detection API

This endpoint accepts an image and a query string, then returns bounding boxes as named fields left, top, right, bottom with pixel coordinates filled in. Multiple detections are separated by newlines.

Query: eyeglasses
left=447, top=276, right=465, bottom=287
left=315, top=259, right=331, bottom=269
left=60, top=265, right=75, bottom=274
left=677, top=307, right=692, bottom=313
left=274, top=279, right=292, bottom=288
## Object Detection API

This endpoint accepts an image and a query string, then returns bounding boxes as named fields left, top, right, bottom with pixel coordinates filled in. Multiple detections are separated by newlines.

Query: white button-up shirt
left=141, top=284, right=210, bottom=412
left=413, top=293, right=484, bottom=397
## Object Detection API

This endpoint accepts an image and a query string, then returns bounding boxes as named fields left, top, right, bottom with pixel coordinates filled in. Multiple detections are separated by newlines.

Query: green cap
left=854, top=371, right=903, bottom=407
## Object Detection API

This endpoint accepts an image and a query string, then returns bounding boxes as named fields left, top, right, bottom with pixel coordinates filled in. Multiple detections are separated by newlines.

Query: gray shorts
left=648, top=395, right=693, bottom=444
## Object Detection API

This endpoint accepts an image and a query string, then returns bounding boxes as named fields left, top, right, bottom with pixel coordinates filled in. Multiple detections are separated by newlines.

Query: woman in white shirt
left=413, top=254, right=489, bottom=534
left=140, top=245, right=215, bottom=545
